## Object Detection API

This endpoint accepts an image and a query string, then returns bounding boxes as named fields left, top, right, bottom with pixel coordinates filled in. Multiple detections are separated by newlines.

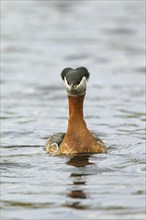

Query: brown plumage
left=59, top=95, right=107, bottom=155
left=45, top=67, right=107, bottom=155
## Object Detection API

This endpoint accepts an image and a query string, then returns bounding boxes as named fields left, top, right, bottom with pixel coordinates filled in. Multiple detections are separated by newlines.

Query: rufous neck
left=68, top=95, right=85, bottom=119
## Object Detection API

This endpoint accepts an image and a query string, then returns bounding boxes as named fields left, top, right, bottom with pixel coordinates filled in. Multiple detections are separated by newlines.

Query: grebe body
left=45, top=67, right=107, bottom=155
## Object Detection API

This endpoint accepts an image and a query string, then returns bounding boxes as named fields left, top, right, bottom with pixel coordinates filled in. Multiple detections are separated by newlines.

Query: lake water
left=1, top=1, right=145, bottom=220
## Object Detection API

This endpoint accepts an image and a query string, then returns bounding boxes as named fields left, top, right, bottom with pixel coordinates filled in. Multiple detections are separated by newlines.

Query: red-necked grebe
left=45, top=67, right=107, bottom=155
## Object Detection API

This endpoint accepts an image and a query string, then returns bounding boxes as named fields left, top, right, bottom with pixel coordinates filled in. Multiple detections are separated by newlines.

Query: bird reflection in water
left=64, top=155, right=95, bottom=210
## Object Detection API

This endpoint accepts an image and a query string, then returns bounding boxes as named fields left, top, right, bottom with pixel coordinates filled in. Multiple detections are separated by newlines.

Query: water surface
left=1, top=1, right=145, bottom=220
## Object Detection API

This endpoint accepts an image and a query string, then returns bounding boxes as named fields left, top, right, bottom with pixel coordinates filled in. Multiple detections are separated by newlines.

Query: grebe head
left=61, top=67, right=90, bottom=96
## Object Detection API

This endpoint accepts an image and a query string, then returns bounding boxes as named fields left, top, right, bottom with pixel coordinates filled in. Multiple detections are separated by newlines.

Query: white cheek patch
left=76, top=76, right=86, bottom=90
left=64, top=77, right=71, bottom=91
left=64, top=76, right=87, bottom=96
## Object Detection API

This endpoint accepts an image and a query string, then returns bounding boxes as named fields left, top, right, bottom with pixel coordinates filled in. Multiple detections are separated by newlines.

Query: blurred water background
left=1, top=1, right=146, bottom=220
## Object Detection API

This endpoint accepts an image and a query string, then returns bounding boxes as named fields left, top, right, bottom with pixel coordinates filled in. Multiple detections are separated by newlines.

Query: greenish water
left=1, top=1, right=145, bottom=220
